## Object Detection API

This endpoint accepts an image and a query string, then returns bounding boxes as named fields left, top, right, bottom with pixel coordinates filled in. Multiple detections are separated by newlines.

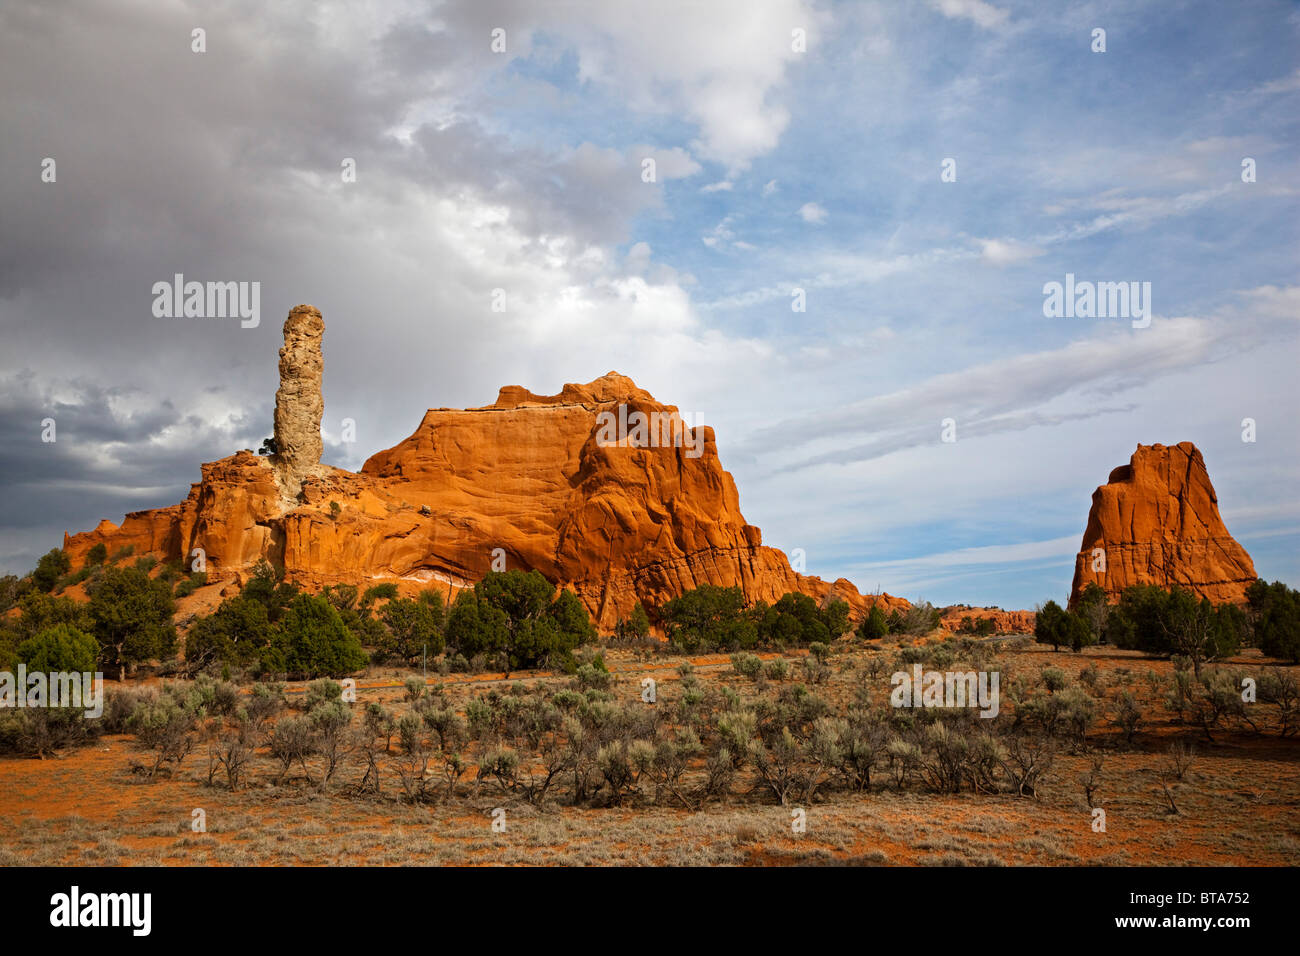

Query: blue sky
left=1, top=0, right=1297, bottom=609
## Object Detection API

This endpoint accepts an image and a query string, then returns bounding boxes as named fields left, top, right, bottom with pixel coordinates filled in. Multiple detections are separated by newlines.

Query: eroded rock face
left=940, top=606, right=1036, bottom=635
left=63, top=371, right=906, bottom=629
left=1069, top=442, right=1256, bottom=608
left=272, top=304, right=325, bottom=496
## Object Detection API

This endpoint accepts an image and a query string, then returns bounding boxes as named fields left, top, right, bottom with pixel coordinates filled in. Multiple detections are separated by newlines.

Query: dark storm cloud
left=0, top=0, right=696, bottom=574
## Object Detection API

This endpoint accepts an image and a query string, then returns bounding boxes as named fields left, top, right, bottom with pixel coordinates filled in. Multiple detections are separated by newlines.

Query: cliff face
left=1069, top=442, right=1256, bottom=608
left=63, top=307, right=905, bottom=629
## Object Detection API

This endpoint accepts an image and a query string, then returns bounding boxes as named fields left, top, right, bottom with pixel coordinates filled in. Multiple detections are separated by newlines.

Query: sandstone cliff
left=1069, top=442, right=1256, bottom=608
left=63, top=306, right=905, bottom=630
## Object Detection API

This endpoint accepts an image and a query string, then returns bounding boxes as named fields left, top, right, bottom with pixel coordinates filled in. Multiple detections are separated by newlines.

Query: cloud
left=1254, top=68, right=1300, bottom=95
left=929, top=0, right=1009, bottom=30
left=977, top=237, right=1045, bottom=265
left=799, top=202, right=828, bottom=224
left=746, top=286, right=1300, bottom=472
left=491, top=0, right=824, bottom=170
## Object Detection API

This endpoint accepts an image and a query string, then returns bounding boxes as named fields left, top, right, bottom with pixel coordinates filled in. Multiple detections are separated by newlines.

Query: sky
left=0, top=0, right=1296, bottom=610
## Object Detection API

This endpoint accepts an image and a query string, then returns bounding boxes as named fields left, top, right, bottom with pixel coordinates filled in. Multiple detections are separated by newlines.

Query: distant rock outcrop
left=940, top=606, right=1036, bottom=635
left=64, top=306, right=906, bottom=629
left=1069, top=442, right=1256, bottom=608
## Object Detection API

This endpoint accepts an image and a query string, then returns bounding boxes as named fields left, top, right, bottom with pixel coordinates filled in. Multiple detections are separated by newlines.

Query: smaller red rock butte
left=1069, top=441, right=1257, bottom=609
left=63, top=305, right=907, bottom=628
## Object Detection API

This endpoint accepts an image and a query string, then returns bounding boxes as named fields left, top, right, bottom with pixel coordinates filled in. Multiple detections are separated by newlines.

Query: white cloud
left=799, top=201, right=828, bottom=224
left=929, top=0, right=1009, bottom=30
left=977, top=237, right=1044, bottom=265
left=1255, top=68, right=1300, bottom=94
left=521, top=0, right=824, bottom=170
left=762, top=179, right=778, bottom=197
left=745, top=285, right=1300, bottom=470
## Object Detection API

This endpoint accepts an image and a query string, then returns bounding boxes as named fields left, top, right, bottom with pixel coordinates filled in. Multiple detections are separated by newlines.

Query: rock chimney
left=273, top=304, right=325, bottom=496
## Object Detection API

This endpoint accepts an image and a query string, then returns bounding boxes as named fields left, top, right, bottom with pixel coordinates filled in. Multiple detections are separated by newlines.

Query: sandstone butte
left=63, top=305, right=907, bottom=631
left=1069, top=441, right=1257, bottom=609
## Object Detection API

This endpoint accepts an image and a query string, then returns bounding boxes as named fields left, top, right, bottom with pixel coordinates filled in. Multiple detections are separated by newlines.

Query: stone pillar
left=273, top=304, right=324, bottom=493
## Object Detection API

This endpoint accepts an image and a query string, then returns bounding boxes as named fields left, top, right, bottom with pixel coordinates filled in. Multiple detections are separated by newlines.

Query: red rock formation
left=1069, top=442, right=1256, bottom=608
left=940, top=606, right=1036, bottom=635
left=63, top=308, right=905, bottom=629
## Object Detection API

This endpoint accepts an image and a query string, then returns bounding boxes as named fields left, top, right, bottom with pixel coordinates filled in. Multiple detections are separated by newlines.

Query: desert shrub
left=17, top=623, right=99, bottom=673
left=1113, top=690, right=1143, bottom=745
left=133, top=556, right=158, bottom=574
left=800, top=655, right=831, bottom=685
left=264, top=594, right=368, bottom=678
left=1247, top=579, right=1300, bottom=662
left=303, top=678, right=343, bottom=711
left=927, top=645, right=954, bottom=670
left=269, top=715, right=319, bottom=783
left=85, top=543, right=108, bottom=567
left=1105, top=585, right=1243, bottom=674
left=0, top=575, right=25, bottom=616
left=245, top=683, right=285, bottom=728
left=361, top=582, right=399, bottom=605
left=100, top=686, right=155, bottom=733
left=87, top=566, right=177, bottom=679
left=858, top=604, right=889, bottom=641
left=173, top=572, right=208, bottom=599
left=894, top=601, right=941, bottom=636
left=1040, top=667, right=1068, bottom=692
left=446, top=572, right=594, bottom=675
left=1258, top=668, right=1298, bottom=737
left=241, top=561, right=297, bottom=622
left=396, top=712, right=422, bottom=754
left=661, top=584, right=749, bottom=652
left=575, top=663, right=611, bottom=692
left=1035, top=600, right=1093, bottom=652
left=1056, top=686, right=1096, bottom=749
left=0, top=708, right=89, bottom=757
left=730, top=652, right=763, bottom=681
left=186, top=596, right=274, bottom=670
left=765, top=658, right=789, bottom=681
left=308, top=699, right=352, bottom=785
left=208, top=721, right=257, bottom=791
left=189, top=675, right=241, bottom=717
left=128, top=694, right=198, bottom=776
left=896, top=645, right=927, bottom=666
left=31, top=549, right=71, bottom=593
left=614, top=603, right=651, bottom=643
left=754, top=593, right=843, bottom=647
left=378, top=596, right=444, bottom=665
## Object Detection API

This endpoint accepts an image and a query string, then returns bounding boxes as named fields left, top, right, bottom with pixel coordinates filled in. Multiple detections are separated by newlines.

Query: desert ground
left=1, top=636, right=1295, bottom=867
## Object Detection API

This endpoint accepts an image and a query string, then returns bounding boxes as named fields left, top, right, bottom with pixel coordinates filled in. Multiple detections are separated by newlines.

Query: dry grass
left=0, top=641, right=1296, bottom=866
